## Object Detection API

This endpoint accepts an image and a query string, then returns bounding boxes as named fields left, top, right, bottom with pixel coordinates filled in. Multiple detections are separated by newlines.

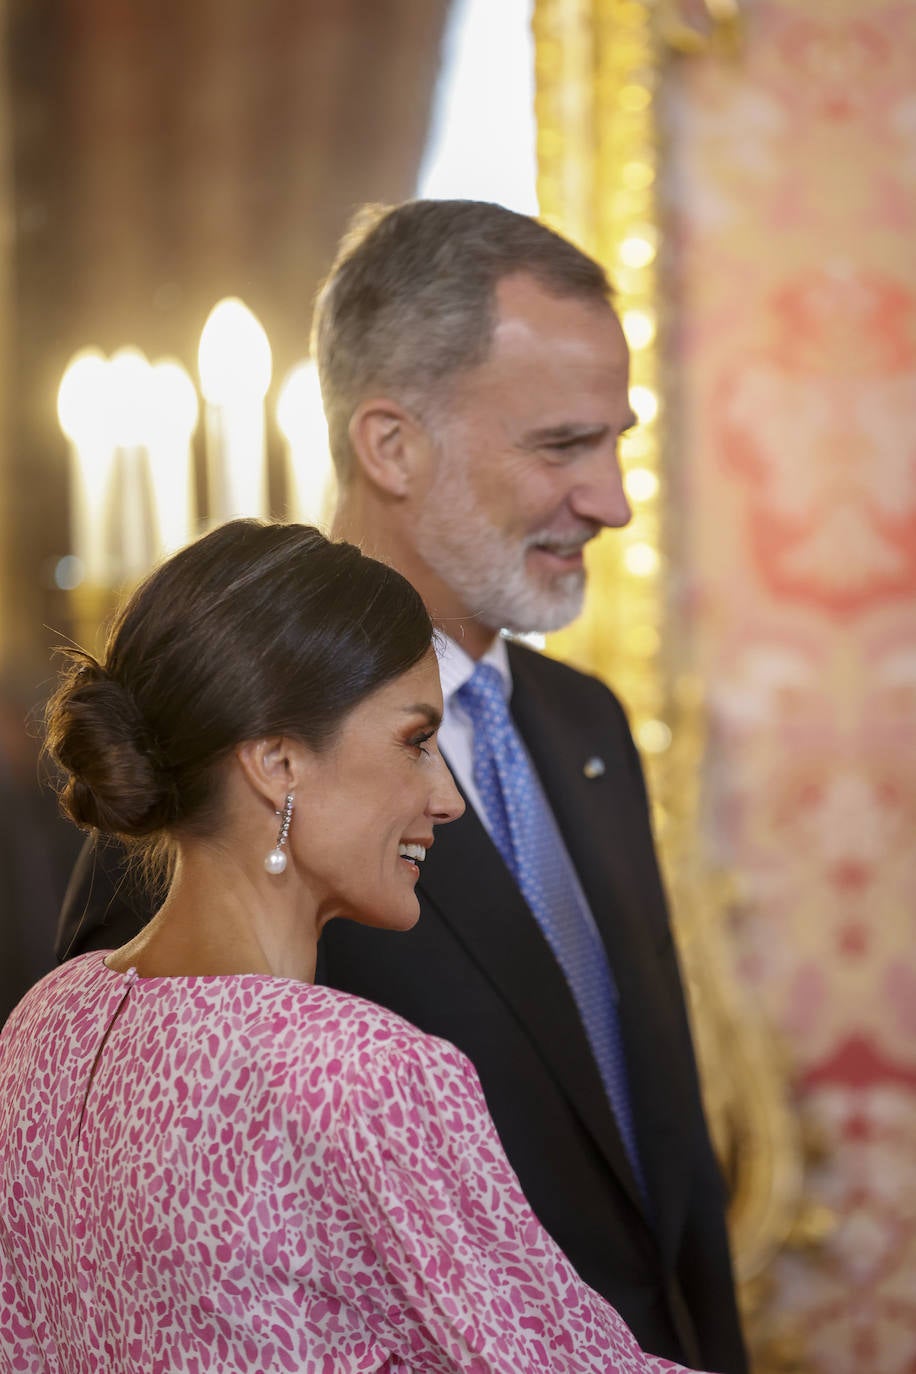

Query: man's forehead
left=493, top=271, right=617, bottom=323
left=489, top=275, right=624, bottom=357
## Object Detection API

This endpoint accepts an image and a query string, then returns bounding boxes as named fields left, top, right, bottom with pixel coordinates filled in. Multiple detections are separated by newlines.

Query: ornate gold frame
left=533, top=3, right=818, bottom=1365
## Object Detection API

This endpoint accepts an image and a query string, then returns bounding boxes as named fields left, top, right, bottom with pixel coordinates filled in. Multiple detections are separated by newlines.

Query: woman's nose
left=429, top=757, right=465, bottom=825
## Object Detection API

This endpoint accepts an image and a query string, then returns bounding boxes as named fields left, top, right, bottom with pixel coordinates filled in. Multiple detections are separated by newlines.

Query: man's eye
left=544, top=440, right=582, bottom=458
left=546, top=432, right=602, bottom=455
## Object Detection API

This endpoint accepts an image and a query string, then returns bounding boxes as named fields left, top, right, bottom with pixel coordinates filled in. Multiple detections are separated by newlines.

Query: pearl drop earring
left=264, top=793, right=294, bottom=875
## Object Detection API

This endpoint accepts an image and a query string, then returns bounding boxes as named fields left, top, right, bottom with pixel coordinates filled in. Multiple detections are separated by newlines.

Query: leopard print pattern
left=0, top=953, right=702, bottom=1373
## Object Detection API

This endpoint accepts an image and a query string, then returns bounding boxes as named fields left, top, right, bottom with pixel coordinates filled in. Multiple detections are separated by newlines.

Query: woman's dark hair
left=45, top=520, right=433, bottom=851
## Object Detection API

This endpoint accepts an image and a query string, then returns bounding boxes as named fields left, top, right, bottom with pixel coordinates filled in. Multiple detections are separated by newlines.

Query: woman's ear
left=235, top=737, right=307, bottom=810
left=348, top=397, right=431, bottom=498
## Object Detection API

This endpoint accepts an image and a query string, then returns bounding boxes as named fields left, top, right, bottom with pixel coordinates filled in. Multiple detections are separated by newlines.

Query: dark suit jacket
left=57, top=643, right=747, bottom=1373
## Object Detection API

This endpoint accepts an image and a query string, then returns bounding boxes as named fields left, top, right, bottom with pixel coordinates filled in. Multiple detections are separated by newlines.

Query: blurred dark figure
left=0, top=681, right=84, bottom=1023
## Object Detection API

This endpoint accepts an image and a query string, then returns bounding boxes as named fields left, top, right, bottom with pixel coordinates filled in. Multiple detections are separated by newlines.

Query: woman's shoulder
left=3, top=960, right=473, bottom=1120
left=221, top=980, right=477, bottom=1121
left=1, top=952, right=109, bottom=1034
left=130, top=973, right=461, bottom=1085
left=247, top=980, right=465, bottom=1079
left=192, top=980, right=478, bottom=1147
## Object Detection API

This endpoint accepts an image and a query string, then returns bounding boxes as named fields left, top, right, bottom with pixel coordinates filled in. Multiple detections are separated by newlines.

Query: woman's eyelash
left=412, top=729, right=436, bottom=756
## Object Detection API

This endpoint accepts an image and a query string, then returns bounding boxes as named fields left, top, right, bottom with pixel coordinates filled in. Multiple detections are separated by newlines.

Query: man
left=58, top=200, right=747, bottom=1372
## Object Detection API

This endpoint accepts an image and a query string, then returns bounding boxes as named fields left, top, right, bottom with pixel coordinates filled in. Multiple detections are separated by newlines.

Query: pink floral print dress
left=0, top=953, right=704, bottom=1373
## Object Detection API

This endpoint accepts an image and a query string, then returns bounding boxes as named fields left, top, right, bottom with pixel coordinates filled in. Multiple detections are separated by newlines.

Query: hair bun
left=45, top=651, right=177, bottom=836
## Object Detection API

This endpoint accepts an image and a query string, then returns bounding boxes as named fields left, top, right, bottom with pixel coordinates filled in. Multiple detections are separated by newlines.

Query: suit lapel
left=506, top=643, right=695, bottom=1260
left=419, top=747, right=649, bottom=1227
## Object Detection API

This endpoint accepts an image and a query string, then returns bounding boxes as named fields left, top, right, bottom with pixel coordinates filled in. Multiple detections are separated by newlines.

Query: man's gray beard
left=413, top=461, right=587, bottom=637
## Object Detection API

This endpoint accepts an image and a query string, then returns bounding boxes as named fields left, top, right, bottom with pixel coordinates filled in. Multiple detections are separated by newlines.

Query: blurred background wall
left=0, top=2, right=914, bottom=1370
left=0, top=0, right=452, bottom=1015
left=665, top=4, right=916, bottom=1367
left=2, top=0, right=450, bottom=678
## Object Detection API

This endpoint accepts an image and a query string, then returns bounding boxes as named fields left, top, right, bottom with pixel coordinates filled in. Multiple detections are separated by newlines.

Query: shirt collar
left=435, top=631, right=512, bottom=704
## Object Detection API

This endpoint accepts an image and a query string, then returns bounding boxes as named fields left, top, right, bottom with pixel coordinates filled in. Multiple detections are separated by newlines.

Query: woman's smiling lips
left=398, top=840, right=431, bottom=876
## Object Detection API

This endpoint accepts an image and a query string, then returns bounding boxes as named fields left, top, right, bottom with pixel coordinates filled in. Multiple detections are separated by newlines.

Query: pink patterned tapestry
left=664, top=2, right=916, bottom=1369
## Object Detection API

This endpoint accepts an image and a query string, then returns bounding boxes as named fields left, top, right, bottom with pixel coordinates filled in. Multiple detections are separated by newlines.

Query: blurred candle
left=57, top=349, right=116, bottom=586
left=148, top=359, right=199, bottom=554
left=108, top=347, right=156, bottom=584
left=276, top=360, right=333, bottom=527
left=198, top=298, right=272, bottom=523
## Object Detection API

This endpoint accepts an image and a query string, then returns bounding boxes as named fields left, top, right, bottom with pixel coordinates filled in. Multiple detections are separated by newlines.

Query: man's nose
left=570, top=454, right=632, bottom=530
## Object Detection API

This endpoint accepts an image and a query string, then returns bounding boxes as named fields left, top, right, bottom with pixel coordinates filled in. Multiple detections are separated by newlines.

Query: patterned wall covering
left=663, top=3, right=916, bottom=1368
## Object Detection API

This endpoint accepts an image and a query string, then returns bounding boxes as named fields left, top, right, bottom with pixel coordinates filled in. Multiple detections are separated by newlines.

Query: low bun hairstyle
left=45, top=520, right=433, bottom=849
left=45, top=657, right=180, bottom=836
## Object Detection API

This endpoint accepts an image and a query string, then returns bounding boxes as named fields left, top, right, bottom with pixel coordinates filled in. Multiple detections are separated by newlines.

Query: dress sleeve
left=331, top=1036, right=705, bottom=1374
left=0, top=1240, right=44, bottom=1374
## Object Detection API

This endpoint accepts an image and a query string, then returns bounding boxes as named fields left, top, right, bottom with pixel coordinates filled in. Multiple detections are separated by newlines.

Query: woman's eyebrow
left=401, top=703, right=443, bottom=728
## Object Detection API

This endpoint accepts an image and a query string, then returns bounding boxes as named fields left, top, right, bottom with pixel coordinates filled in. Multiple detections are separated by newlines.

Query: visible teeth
left=540, top=543, right=583, bottom=557
left=398, top=843, right=427, bottom=863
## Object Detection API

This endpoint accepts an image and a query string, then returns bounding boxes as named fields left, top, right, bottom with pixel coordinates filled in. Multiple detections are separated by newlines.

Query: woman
left=0, top=520, right=704, bottom=1373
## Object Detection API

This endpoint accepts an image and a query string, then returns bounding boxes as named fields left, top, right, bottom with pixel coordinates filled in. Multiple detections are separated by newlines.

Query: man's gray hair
left=311, top=199, right=612, bottom=483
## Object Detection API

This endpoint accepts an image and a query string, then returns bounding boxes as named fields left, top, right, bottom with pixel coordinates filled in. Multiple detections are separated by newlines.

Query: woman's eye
left=411, top=730, right=436, bottom=757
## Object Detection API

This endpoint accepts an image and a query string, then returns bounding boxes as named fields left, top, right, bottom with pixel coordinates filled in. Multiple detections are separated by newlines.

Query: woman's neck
left=105, top=846, right=321, bottom=984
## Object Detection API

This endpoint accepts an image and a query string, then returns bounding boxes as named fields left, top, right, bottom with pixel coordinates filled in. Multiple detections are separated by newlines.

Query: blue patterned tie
left=457, top=661, right=648, bottom=1201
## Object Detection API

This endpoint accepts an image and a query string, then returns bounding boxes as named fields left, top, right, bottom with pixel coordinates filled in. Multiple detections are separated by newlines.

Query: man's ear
left=348, top=397, right=430, bottom=498
left=235, top=737, right=308, bottom=812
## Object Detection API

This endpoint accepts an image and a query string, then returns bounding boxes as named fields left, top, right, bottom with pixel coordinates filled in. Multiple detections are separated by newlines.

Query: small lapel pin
left=583, top=756, right=605, bottom=780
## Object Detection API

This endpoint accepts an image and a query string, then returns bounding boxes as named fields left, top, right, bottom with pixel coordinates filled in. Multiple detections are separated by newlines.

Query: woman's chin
left=327, top=897, right=421, bottom=935
left=370, top=899, right=421, bottom=933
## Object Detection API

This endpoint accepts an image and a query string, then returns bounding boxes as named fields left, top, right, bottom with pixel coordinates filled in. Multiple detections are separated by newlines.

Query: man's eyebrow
left=521, top=422, right=611, bottom=447
left=401, top=703, right=443, bottom=727
left=521, top=414, right=639, bottom=446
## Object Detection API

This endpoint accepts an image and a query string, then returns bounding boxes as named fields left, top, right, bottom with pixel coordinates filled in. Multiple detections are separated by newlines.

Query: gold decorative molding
left=533, top=2, right=814, bottom=1365
left=658, top=0, right=743, bottom=57
left=535, top=0, right=667, bottom=737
